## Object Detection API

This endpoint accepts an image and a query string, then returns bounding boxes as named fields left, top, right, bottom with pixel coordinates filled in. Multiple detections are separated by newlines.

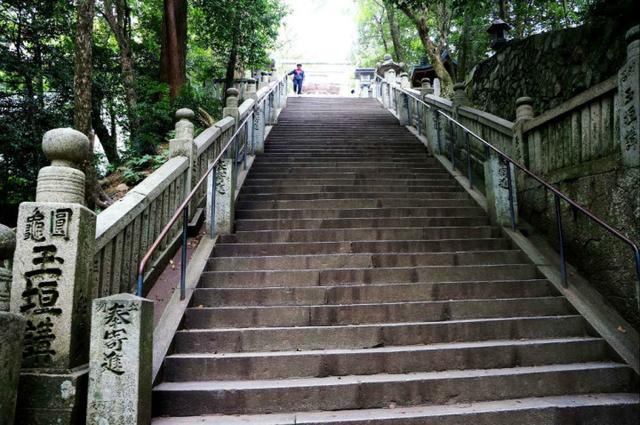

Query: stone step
left=183, top=297, right=570, bottom=329
left=162, top=337, right=606, bottom=381
left=235, top=199, right=476, bottom=210
left=246, top=171, right=453, bottom=179
left=234, top=216, right=489, bottom=231
left=219, top=226, right=496, bottom=243
left=152, top=363, right=635, bottom=416
left=207, top=250, right=522, bottom=271
left=237, top=191, right=470, bottom=202
left=151, top=394, right=640, bottom=425
left=235, top=206, right=486, bottom=220
left=240, top=184, right=461, bottom=194
left=253, top=157, right=432, bottom=163
left=213, top=238, right=511, bottom=257
left=191, top=279, right=556, bottom=306
left=243, top=178, right=460, bottom=187
left=199, top=264, right=539, bottom=288
left=172, top=315, right=589, bottom=354
left=259, top=152, right=428, bottom=158
left=235, top=216, right=489, bottom=231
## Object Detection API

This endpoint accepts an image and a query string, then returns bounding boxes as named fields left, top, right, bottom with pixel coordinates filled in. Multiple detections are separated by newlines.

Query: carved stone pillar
left=0, top=224, right=15, bottom=311
left=11, top=128, right=97, bottom=424
left=618, top=25, right=639, bottom=167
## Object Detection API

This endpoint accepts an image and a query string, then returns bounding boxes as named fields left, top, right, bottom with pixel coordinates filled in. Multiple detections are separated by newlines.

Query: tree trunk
left=224, top=22, right=240, bottom=94
left=383, top=1, right=404, bottom=63
left=375, top=16, right=389, bottom=53
left=457, top=13, right=472, bottom=82
left=102, top=0, right=139, bottom=151
left=398, top=5, right=454, bottom=93
left=74, top=0, right=94, bottom=137
left=160, top=0, right=188, bottom=98
left=92, top=88, right=119, bottom=165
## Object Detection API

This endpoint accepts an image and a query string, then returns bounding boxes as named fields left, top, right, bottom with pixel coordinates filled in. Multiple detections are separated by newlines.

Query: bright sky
left=276, top=0, right=358, bottom=64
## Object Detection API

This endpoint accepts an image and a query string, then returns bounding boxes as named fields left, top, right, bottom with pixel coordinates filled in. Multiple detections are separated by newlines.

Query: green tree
left=193, top=0, right=286, bottom=93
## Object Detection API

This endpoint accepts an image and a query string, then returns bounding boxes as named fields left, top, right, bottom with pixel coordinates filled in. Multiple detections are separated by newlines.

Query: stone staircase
left=152, top=98, right=639, bottom=424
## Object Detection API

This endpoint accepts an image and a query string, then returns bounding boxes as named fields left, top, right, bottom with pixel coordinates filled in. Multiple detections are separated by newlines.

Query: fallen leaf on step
left=388, top=402, right=397, bottom=409
left=197, top=304, right=204, bottom=309
left=617, top=325, right=626, bottom=333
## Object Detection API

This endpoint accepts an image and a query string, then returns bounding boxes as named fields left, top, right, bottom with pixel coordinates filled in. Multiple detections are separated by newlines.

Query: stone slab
left=15, top=366, right=88, bottom=425
left=0, top=312, right=25, bottom=425
left=11, top=203, right=96, bottom=370
left=87, top=294, right=153, bottom=425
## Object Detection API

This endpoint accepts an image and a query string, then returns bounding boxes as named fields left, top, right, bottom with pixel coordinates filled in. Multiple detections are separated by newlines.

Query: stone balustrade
left=92, top=77, right=287, bottom=299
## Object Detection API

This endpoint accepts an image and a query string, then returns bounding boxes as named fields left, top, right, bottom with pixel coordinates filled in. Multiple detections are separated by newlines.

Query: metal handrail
left=436, top=108, right=640, bottom=308
left=378, top=81, right=640, bottom=309
left=135, top=77, right=286, bottom=298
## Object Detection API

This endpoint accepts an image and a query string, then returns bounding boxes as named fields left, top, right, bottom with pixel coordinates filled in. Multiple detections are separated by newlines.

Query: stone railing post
left=400, top=72, right=411, bottom=89
left=386, top=69, right=397, bottom=110
left=169, top=108, right=197, bottom=220
left=245, top=78, right=257, bottom=101
left=10, top=128, right=97, bottom=424
left=0, top=311, right=25, bottom=425
left=420, top=78, right=434, bottom=97
left=254, top=99, right=266, bottom=154
left=213, top=157, right=235, bottom=235
left=451, top=83, right=470, bottom=110
left=618, top=25, right=639, bottom=167
left=0, top=224, right=15, bottom=311
left=381, top=79, right=389, bottom=108
left=86, top=294, right=153, bottom=425
left=514, top=97, right=534, bottom=166
left=433, top=78, right=441, bottom=97
left=484, top=150, right=518, bottom=228
left=223, top=88, right=240, bottom=126
left=259, top=72, right=269, bottom=89
left=397, top=90, right=410, bottom=126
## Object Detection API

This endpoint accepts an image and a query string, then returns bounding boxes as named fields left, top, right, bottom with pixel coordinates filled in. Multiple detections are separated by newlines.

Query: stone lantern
left=487, top=18, right=511, bottom=51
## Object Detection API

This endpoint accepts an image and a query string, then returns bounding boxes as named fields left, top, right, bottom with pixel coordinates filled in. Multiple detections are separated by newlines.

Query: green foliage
left=0, top=0, right=76, bottom=217
left=356, top=0, right=595, bottom=82
left=192, top=0, right=287, bottom=73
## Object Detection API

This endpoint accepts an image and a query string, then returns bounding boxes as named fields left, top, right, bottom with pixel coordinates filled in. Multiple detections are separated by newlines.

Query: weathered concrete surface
left=467, top=14, right=636, bottom=121
left=87, top=294, right=153, bottom=425
left=0, top=224, right=15, bottom=312
left=154, top=97, right=638, bottom=422
left=11, top=203, right=96, bottom=370
left=15, top=366, right=89, bottom=425
left=483, top=151, right=518, bottom=228
left=0, top=312, right=25, bottom=425
left=214, top=158, right=235, bottom=235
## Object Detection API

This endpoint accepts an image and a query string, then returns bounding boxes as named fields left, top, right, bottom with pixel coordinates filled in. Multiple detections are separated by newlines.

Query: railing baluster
left=210, top=164, right=217, bottom=238
left=505, top=158, right=517, bottom=231
left=554, top=194, right=568, bottom=287
left=378, top=88, right=639, bottom=306
left=435, top=111, right=442, bottom=153
left=465, top=131, right=473, bottom=189
left=448, top=119, right=455, bottom=170
left=180, top=207, right=188, bottom=299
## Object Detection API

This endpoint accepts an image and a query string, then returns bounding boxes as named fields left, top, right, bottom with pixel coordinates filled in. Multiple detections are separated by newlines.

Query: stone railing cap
left=626, top=25, right=639, bottom=42
left=42, top=128, right=89, bottom=166
left=0, top=223, right=15, bottom=259
left=226, top=88, right=239, bottom=97
left=421, top=77, right=431, bottom=83
left=175, top=108, right=195, bottom=120
left=516, top=96, right=533, bottom=106
left=383, top=53, right=392, bottom=61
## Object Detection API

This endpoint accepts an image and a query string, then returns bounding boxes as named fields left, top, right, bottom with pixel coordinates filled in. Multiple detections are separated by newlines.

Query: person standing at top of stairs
left=288, top=63, right=305, bottom=95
